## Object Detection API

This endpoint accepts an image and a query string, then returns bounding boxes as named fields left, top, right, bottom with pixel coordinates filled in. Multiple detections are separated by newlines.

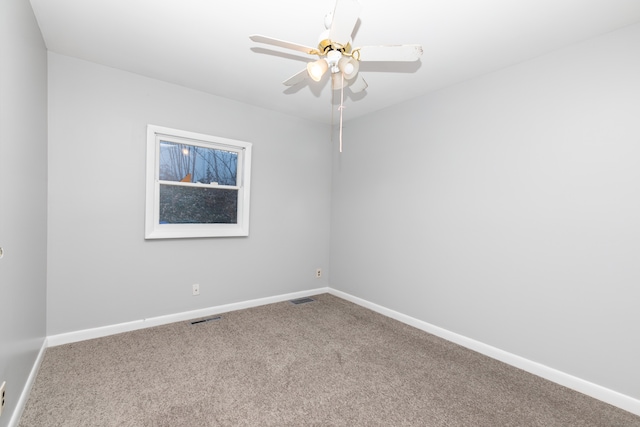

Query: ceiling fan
left=249, top=0, right=423, bottom=93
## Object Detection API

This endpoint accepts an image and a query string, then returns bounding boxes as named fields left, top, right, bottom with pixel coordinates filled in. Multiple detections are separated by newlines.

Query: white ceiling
left=29, top=0, right=640, bottom=124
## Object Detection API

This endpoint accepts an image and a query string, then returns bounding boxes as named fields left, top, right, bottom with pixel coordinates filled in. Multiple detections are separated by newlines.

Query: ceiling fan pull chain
left=338, top=72, right=345, bottom=153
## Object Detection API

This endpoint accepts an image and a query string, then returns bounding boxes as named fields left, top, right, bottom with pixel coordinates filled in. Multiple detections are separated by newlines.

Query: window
left=145, top=125, right=252, bottom=239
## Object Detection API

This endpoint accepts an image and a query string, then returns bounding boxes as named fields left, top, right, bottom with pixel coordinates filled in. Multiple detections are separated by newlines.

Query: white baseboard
left=47, top=287, right=330, bottom=347
left=9, top=339, right=47, bottom=427
left=328, top=288, right=640, bottom=417
left=43, top=286, right=639, bottom=417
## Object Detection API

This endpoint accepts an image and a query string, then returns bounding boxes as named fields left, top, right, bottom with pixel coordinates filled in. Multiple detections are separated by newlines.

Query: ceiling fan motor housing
left=318, top=38, right=352, bottom=55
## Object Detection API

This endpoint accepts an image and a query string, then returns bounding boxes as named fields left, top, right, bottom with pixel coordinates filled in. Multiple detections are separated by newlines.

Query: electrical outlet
left=192, top=284, right=200, bottom=296
left=0, top=381, right=6, bottom=417
left=316, top=268, right=322, bottom=278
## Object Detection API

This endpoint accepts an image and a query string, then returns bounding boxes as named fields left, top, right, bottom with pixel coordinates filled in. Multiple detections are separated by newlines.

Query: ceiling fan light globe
left=307, top=59, right=328, bottom=82
left=338, top=56, right=359, bottom=80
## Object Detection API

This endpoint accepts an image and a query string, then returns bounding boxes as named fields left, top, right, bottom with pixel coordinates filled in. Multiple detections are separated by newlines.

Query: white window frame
left=145, top=125, right=252, bottom=239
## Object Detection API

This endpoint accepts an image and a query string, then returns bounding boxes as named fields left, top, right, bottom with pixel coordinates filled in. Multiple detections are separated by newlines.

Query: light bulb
left=343, top=63, right=354, bottom=74
left=338, top=57, right=359, bottom=80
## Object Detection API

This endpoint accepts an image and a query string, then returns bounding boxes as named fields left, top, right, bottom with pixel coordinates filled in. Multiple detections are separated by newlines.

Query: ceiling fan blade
left=328, top=0, right=361, bottom=45
left=283, top=68, right=309, bottom=86
left=250, top=35, right=316, bottom=55
left=348, top=74, right=367, bottom=93
left=357, top=45, right=423, bottom=62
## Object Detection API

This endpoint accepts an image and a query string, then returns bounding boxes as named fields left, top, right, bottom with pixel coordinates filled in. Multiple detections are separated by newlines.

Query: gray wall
left=0, top=0, right=48, bottom=425
left=46, top=53, right=332, bottom=336
left=330, top=23, right=640, bottom=399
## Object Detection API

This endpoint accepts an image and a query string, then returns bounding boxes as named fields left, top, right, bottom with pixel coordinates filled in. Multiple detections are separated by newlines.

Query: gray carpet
left=19, top=293, right=640, bottom=426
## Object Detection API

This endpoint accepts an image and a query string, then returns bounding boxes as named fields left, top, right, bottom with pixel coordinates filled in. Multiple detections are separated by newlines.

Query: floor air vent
left=289, top=297, right=315, bottom=305
left=190, top=316, right=221, bottom=325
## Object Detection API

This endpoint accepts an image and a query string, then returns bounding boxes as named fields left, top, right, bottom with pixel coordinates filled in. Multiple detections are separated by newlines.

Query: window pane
left=159, top=140, right=238, bottom=185
left=146, top=125, right=251, bottom=238
left=159, top=185, right=238, bottom=224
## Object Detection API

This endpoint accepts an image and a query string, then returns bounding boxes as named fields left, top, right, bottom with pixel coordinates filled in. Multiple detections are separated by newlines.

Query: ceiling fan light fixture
left=307, top=59, right=328, bottom=82
left=338, top=56, right=359, bottom=80
left=250, top=0, right=424, bottom=154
